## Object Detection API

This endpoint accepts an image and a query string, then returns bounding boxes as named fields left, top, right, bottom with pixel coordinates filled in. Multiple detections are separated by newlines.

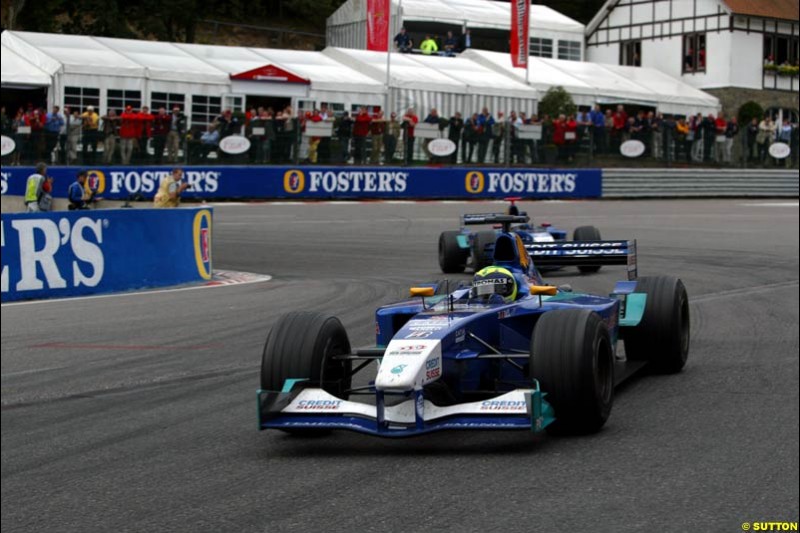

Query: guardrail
left=602, top=168, right=798, bottom=198
left=1, top=207, right=213, bottom=302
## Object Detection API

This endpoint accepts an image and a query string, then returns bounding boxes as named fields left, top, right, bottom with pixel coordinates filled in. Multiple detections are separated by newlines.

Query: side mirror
left=529, top=285, right=557, bottom=296
left=410, top=287, right=435, bottom=297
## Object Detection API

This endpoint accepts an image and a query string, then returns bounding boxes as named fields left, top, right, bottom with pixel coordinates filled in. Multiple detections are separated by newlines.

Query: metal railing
left=3, top=120, right=798, bottom=170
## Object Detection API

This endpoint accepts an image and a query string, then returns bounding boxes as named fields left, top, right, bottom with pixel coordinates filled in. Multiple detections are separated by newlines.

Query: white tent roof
left=598, top=63, right=721, bottom=115
left=4, top=31, right=145, bottom=78
left=93, top=37, right=230, bottom=85
left=1, top=44, right=52, bottom=87
left=463, top=49, right=719, bottom=114
left=329, top=0, right=584, bottom=33
left=250, top=48, right=384, bottom=93
left=464, top=49, right=596, bottom=105
left=323, top=47, right=466, bottom=94
left=404, top=53, right=538, bottom=99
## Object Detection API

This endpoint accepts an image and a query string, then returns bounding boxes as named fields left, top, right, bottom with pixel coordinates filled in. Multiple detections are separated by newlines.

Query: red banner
left=510, top=0, right=530, bottom=68
left=367, top=0, right=390, bottom=51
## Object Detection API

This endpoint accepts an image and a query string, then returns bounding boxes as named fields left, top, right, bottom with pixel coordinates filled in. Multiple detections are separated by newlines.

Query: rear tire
left=438, top=231, right=467, bottom=273
left=471, top=230, right=496, bottom=272
left=624, top=276, right=690, bottom=374
left=261, top=312, right=352, bottom=435
left=573, top=225, right=602, bottom=273
left=530, top=309, right=614, bottom=434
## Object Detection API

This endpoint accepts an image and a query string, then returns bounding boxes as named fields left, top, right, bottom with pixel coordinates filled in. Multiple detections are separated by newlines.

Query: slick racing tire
left=572, top=225, right=602, bottom=273
left=261, top=312, right=352, bottom=435
left=438, top=231, right=468, bottom=273
left=471, top=230, right=497, bottom=272
left=531, top=309, right=614, bottom=435
left=624, top=276, right=690, bottom=374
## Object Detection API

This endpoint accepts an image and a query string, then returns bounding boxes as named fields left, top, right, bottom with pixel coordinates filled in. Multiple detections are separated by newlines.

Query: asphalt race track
left=2, top=199, right=798, bottom=533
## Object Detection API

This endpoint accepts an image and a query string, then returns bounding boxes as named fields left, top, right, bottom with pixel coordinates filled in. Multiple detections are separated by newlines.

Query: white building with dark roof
left=585, top=0, right=799, bottom=116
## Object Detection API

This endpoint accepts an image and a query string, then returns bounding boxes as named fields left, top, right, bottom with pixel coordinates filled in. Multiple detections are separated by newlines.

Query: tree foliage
left=2, top=0, right=347, bottom=41
left=738, top=101, right=764, bottom=125
left=538, top=86, right=577, bottom=118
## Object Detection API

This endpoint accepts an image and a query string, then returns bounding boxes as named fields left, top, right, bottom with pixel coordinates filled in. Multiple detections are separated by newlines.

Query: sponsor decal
left=483, top=172, right=577, bottom=194
left=306, top=171, right=408, bottom=193
left=284, top=170, right=305, bottom=194
left=103, top=169, right=219, bottom=195
left=1, top=135, right=16, bottom=157
left=620, top=140, right=646, bottom=158
left=1, top=172, right=8, bottom=195
left=391, top=364, right=408, bottom=375
left=415, top=393, right=424, bottom=419
left=498, top=309, right=513, bottom=319
left=769, top=142, right=791, bottom=160
left=424, top=357, right=441, bottom=380
left=428, top=139, right=457, bottom=157
left=295, top=399, right=343, bottom=410
left=465, top=171, right=485, bottom=194
left=405, top=330, right=432, bottom=339
left=386, top=343, right=428, bottom=356
left=480, top=400, right=527, bottom=411
left=219, top=135, right=251, bottom=155
left=455, top=329, right=466, bottom=343
left=193, top=209, right=213, bottom=280
left=1, top=216, right=105, bottom=294
left=86, top=169, right=106, bottom=194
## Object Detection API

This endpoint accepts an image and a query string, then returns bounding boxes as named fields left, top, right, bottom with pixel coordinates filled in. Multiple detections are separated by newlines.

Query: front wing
left=258, top=383, right=555, bottom=438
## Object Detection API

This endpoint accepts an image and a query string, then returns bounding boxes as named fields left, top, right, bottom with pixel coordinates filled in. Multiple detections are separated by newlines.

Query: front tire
left=261, top=312, right=352, bottom=435
left=438, top=231, right=467, bottom=273
left=530, top=309, right=614, bottom=434
left=573, top=225, right=602, bottom=273
left=624, top=276, right=690, bottom=374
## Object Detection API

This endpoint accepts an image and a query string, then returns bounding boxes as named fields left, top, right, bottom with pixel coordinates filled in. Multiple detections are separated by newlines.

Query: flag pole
left=525, top=0, right=530, bottom=85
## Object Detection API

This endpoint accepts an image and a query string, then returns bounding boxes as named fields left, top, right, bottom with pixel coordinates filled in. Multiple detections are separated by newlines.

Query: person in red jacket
left=306, top=109, right=323, bottom=164
left=713, top=111, right=727, bottom=164
left=565, top=114, right=578, bottom=162
left=611, top=104, right=628, bottom=153
left=402, top=107, right=419, bottom=164
left=151, top=107, right=171, bottom=165
left=136, top=106, right=154, bottom=163
left=552, top=114, right=567, bottom=162
left=119, top=105, right=139, bottom=165
left=352, top=107, right=372, bottom=165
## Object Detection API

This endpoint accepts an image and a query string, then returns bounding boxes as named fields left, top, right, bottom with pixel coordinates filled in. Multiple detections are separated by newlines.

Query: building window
left=557, top=40, right=581, bottom=61
left=530, top=37, right=553, bottom=58
left=107, top=89, right=142, bottom=114
left=763, top=34, right=799, bottom=69
left=191, top=95, right=222, bottom=128
left=151, top=92, right=186, bottom=113
left=620, top=40, right=641, bottom=66
left=683, top=33, right=706, bottom=74
left=64, top=86, right=100, bottom=113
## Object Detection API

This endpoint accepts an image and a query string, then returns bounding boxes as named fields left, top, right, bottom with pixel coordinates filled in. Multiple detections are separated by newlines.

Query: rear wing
left=463, top=213, right=529, bottom=232
left=526, top=240, right=638, bottom=280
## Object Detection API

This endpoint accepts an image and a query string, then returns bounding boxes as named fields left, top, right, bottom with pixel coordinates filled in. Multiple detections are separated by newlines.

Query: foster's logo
left=284, top=170, right=305, bottom=194
left=465, top=171, right=485, bottom=194
left=86, top=170, right=106, bottom=194
left=193, top=209, right=213, bottom=280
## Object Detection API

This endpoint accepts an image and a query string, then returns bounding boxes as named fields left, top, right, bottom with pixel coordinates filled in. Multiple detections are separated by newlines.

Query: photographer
left=153, top=168, right=189, bottom=208
left=68, top=170, right=93, bottom=210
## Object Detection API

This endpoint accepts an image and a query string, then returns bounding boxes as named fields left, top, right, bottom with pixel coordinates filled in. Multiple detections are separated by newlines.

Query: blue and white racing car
left=258, top=214, right=689, bottom=437
left=439, top=199, right=604, bottom=274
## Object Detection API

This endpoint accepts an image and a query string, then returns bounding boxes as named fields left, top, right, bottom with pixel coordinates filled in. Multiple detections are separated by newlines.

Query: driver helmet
left=472, top=266, right=518, bottom=303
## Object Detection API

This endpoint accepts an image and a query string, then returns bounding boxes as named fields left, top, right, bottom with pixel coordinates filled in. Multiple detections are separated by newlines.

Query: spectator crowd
left=2, top=101, right=798, bottom=168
